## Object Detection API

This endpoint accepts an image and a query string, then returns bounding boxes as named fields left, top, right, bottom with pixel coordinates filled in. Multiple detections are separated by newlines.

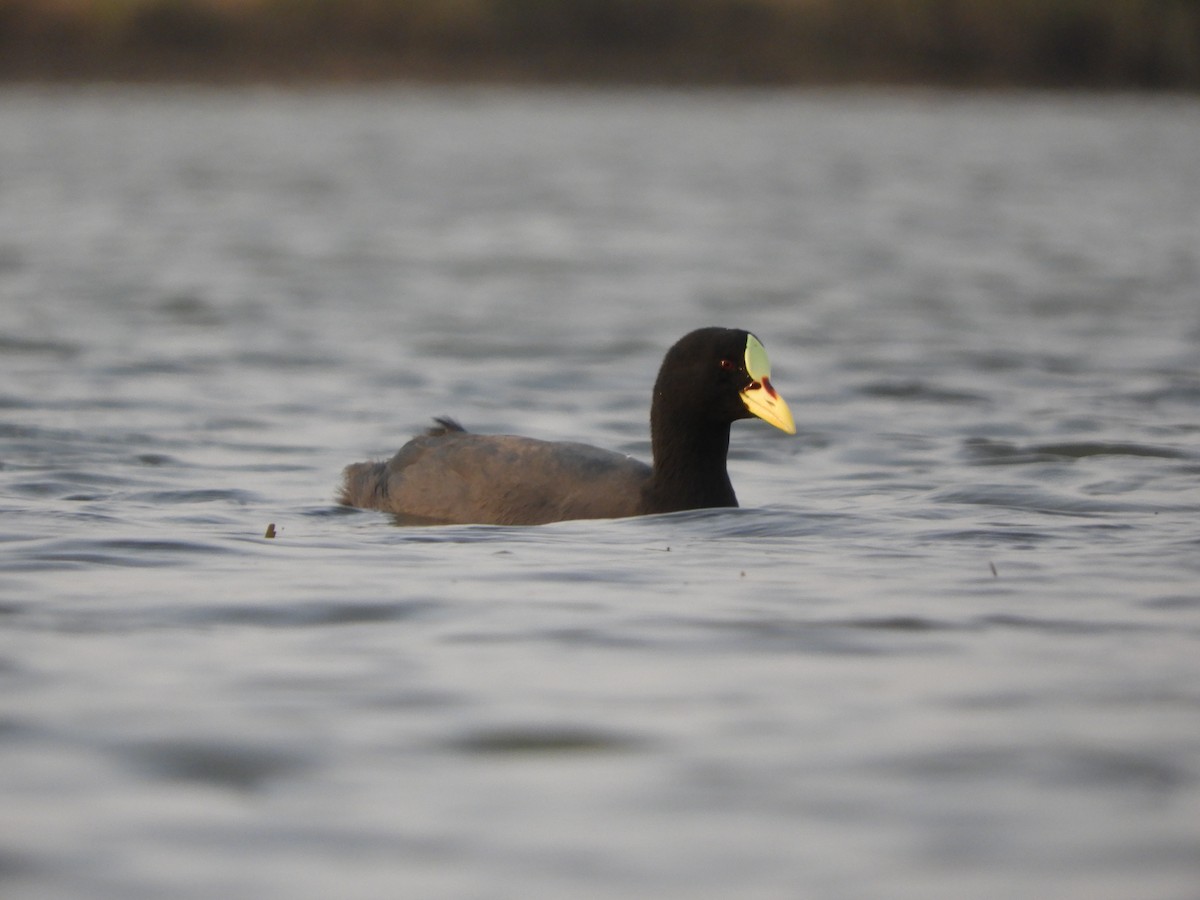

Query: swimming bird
left=338, top=327, right=795, bottom=525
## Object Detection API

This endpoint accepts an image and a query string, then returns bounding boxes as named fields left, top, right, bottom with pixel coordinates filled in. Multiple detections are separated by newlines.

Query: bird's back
left=339, top=427, right=652, bottom=525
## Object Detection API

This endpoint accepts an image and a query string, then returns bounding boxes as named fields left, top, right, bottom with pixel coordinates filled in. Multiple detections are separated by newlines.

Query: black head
left=651, top=327, right=795, bottom=434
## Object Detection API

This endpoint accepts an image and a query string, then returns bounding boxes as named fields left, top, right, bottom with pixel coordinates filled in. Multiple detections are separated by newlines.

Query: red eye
left=719, top=358, right=736, bottom=371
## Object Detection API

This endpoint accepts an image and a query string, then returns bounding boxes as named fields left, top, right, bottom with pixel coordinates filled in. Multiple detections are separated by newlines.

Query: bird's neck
left=645, top=415, right=737, bottom=513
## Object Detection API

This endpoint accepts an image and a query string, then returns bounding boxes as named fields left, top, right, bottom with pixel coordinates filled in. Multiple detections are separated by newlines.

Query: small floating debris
left=264, top=523, right=277, bottom=539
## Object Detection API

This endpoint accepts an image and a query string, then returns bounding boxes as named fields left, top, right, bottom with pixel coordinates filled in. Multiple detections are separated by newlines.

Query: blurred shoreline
left=2, top=0, right=1198, bottom=89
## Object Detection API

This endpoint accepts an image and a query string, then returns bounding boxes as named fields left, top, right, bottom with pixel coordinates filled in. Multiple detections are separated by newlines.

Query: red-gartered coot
left=339, top=327, right=795, bottom=525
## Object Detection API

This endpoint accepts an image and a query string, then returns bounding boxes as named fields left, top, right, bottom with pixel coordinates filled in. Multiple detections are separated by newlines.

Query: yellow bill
left=740, top=333, right=796, bottom=434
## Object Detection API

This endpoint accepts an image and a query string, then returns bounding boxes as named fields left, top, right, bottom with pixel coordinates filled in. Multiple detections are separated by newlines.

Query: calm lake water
left=1, top=86, right=1199, bottom=900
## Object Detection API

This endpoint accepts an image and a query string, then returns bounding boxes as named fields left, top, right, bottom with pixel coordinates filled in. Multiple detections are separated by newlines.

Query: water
left=2, top=86, right=1199, bottom=900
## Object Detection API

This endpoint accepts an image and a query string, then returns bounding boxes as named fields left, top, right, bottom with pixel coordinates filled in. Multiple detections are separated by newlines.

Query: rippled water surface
left=2, top=87, right=1199, bottom=900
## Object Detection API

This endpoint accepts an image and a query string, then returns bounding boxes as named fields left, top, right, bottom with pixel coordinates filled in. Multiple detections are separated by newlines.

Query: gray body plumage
left=339, top=420, right=651, bottom=525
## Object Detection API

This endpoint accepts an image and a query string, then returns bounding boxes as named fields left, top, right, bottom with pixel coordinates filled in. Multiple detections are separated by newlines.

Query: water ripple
left=861, top=380, right=989, bottom=404
left=7, top=537, right=234, bottom=570
left=176, top=599, right=438, bottom=629
left=127, top=488, right=263, bottom=505
left=441, top=725, right=648, bottom=756
left=119, top=738, right=311, bottom=792
left=929, top=483, right=1158, bottom=516
left=964, top=437, right=1191, bottom=465
left=0, top=335, right=80, bottom=358
left=977, top=614, right=1154, bottom=636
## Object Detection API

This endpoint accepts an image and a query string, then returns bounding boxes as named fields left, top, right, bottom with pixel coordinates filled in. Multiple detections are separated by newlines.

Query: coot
left=339, top=327, right=794, bottom=525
